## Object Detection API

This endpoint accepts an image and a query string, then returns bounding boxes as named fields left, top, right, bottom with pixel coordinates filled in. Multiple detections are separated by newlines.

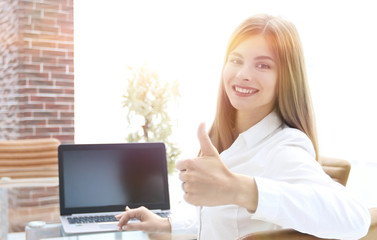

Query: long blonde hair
left=209, top=14, right=319, bottom=160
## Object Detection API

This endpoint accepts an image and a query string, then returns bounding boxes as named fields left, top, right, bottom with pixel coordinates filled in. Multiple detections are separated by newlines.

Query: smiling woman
left=74, top=0, right=377, bottom=209
left=116, top=13, right=371, bottom=239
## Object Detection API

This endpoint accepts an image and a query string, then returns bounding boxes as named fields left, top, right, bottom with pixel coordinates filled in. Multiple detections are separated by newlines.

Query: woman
left=116, top=14, right=371, bottom=239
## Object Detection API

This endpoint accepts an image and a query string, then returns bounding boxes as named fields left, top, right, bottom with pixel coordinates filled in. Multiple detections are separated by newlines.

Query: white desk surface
left=8, top=232, right=25, bottom=240
left=8, top=230, right=195, bottom=240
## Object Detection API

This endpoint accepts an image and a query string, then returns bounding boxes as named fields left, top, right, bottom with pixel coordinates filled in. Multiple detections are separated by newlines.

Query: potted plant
left=122, top=64, right=181, bottom=174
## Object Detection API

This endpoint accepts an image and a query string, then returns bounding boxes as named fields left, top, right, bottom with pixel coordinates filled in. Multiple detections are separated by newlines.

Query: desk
left=8, top=232, right=25, bottom=240
left=7, top=225, right=196, bottom=240
left=49, top=231, right=195, bottom=240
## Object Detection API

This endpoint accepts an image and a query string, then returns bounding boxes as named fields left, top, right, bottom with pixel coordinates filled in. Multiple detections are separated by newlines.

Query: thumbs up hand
left=175, top=123, right=239, bottom=206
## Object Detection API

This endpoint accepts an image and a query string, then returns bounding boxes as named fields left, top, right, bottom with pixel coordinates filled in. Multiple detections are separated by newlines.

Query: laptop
left=58, top=142, right=170, bottom=234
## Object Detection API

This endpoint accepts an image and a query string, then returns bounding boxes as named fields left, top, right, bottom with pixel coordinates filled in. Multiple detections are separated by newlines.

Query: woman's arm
left=249, top=144, right=371, bottom=239
left=231, top=174, right=258, bottom=213
left=176, top=124, right=370, bottom=239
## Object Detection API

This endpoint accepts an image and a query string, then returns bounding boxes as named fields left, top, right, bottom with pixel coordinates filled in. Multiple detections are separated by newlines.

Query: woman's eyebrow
left=229, top=52, right=275, bottom=62
left=229, top=52, right=243, bottom=58
left=254, top=55, right=275, bottom=62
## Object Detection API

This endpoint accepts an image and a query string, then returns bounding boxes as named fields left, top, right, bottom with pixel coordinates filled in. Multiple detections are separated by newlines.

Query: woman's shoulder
left=277, top=124, right=311, bottom=140
left=270, top=124, right=315, bottom=156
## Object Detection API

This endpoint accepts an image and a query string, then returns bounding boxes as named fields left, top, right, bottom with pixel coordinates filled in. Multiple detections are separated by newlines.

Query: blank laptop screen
left=58, top=143, right=170, bottom=215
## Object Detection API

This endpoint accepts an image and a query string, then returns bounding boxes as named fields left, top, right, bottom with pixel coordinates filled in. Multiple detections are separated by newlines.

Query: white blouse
left=171, top=112, right=371, bottom=239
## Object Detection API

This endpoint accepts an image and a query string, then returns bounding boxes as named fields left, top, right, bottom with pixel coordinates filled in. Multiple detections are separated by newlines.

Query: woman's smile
left=233, top=85, right=259, bottom=96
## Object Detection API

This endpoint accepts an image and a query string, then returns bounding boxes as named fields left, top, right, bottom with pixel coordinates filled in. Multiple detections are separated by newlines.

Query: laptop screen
left=58, top=142, right=170, bottom=215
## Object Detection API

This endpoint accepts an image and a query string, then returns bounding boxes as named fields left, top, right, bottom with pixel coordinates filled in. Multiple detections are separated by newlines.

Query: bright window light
left=74, top=0, right=377, bottom=208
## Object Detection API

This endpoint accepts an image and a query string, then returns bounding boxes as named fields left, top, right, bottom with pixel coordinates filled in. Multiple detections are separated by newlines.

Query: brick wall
left=1, top=178, right=60, bottom=233
left=8, top=184, right=60, bottom=232
left=0, top=0, right=74, bottom=143
left=0, top=0, right=19, bottom=140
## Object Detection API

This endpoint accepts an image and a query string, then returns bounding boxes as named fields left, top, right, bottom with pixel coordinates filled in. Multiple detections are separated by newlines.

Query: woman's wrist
left=232, top=174, right=258, bottom=213
left=162, top=217, right=172, bottom=232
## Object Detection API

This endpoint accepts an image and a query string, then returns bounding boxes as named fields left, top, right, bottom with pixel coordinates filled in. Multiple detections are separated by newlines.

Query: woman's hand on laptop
left=116, top=206, right=171, bottom=233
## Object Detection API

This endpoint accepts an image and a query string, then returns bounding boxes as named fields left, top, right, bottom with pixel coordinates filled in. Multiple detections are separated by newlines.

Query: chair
left=0, top=138, right=61, bottom=232
left=320, top=156, right=351, bottom=186
left=238, top=157, right=377, bottom=240
left=0, top=138, right=60, bottom=179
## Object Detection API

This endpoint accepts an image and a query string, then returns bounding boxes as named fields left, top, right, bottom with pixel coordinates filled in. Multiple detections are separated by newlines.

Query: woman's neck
left=235, top=109, right=272, bottom=134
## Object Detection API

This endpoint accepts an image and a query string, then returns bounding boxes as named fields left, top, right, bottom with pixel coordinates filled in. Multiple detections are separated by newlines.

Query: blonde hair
left=209, top=14, right=319, bottom=160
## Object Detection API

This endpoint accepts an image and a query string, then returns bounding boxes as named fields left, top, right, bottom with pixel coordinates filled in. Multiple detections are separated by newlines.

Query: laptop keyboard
left=68, top=215, right=117, bottom=224
left=67, top=212, right=170, bottom=224
left=156, top=212, right=169, bottom=218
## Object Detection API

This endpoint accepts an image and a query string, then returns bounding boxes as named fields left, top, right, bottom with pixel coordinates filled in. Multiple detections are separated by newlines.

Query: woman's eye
left=256, top=63, right=270, bottom=69
left=229, top=57, right=242, bottom=64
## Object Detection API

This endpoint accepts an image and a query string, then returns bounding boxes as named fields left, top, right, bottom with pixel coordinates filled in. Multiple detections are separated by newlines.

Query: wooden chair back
left=0, top=138, right=60, bottom=179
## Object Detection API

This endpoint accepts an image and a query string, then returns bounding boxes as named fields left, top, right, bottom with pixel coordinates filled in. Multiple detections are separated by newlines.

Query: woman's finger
left=122, top=221, right=146, bottom=231
left=117, top=213, right=131, bottom=229
left=117, top=207, right=137, bottom=229
left=176, top=158, right=195, bottom=171
left=175, top=159, right=186, bottom=171
left=178, top=170, right=188, bottom=182
left=115, top=206, right=129, bottom=219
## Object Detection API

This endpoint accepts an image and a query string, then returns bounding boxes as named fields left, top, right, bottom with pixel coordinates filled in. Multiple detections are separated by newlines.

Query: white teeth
left=235, top=86, right=254, bottom=94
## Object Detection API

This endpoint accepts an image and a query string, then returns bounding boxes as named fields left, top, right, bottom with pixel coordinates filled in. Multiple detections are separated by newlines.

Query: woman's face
left=223, top=35, right=278, bottom=117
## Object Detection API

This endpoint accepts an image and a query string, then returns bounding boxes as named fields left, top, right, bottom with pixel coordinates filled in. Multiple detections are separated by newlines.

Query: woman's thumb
left=197, top=123, right=219, bottom=157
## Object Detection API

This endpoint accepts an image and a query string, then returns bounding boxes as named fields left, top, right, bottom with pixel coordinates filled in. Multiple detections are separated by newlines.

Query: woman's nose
left=236, top=66, right=253, bottom=81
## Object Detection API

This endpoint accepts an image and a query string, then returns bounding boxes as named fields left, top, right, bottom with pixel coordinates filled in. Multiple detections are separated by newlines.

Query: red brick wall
left=2, top=178, right=60, bottom=233
left=8, top=184, right=60, bottom=232
left=0, top=0, right=74, bottom=143
left=0, top=0, right=19, bottom=140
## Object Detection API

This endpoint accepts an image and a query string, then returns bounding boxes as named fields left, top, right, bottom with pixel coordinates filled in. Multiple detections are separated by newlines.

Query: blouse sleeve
left=251, top=131, right=371, bottom=240
left=169, top=203, right=199, bottom=235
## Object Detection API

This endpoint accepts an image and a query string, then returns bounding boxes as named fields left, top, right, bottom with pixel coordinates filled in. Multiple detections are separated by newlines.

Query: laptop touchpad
left=98, top=223, right=118, bottom=230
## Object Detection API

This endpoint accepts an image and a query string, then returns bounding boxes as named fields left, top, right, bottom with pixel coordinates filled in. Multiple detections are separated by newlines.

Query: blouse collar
left=238, top=111, right=283, bottom=148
